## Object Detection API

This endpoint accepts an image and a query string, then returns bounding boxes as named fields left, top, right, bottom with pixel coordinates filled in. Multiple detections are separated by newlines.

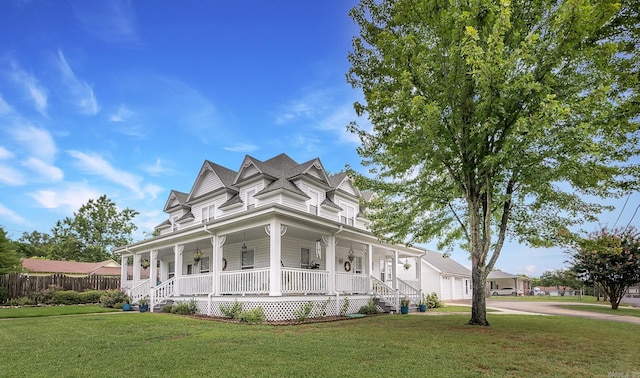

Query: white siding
left=239, top=181, right=265, bottom=209
left=282, top=196, right=306, bottom=212
left=240, top=164, right=260, bottom=180
left=337, top=178, right=358, bottom=196
left=193, top=170, right=223, bottom=198
left=306, top=166, right=323, bottom=180
left=420, top=262, right=442, bottom=297
left=193, top=195, right=227, bottom=223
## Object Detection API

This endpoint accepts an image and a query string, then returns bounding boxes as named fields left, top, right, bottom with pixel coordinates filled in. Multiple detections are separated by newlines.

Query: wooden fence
left=0, top=273, right=121, bottom=299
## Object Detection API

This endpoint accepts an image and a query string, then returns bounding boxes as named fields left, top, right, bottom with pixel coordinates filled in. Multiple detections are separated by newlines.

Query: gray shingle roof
left=487, top=270, right=519, bottom=279
left=422, top=251, right=471, bottom=277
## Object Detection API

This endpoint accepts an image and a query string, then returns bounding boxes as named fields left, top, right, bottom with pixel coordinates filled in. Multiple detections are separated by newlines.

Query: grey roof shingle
left=422, top=251, right=471, bottom=277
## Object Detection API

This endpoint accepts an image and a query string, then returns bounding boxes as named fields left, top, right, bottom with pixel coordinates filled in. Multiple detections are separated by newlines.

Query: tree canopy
left=50, top=195, right=139, bottom=262
left=347, top=0, right=639, bottom=325
left=569, top=227, right=640, bottom=310
left=0, top=227, right=21, bottom=274
left=532, top=269, right=581, bottom=296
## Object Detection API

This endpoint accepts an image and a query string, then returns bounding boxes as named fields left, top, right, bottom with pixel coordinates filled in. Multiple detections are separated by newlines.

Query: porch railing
left=128, top=279, right=150, bottom=305
left=397, top=278, right=421, bottom=304
left=152, top=277, right=175, bottom=306
left=335, top=273, right=369, bottom=294
left=371, top=276, right=398, bottom=309
left=220, top=268, right=270, bottom=295
left=281, top=268, right=328, bottom=294
left=178, top=273, right=213, bottom=295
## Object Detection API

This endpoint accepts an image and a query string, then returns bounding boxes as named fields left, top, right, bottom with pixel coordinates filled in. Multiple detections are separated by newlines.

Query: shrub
left=425, top=292, right=444, bottom=309
left=171, top=298, right=198, bottom=315
left=220, top=300, right=242, bottom=319
left=99, top=289, right=128, bottom=308
left=294, top=302, right=314, bottom=322
left=79, top=290, right=103, bottom=304
left=358, top=297, right=380, bottom=315
left=8, top=297, right=36, bottom=306
left=238, top=307, right=266, bottom=324
left=161, top=304, right=173, bottom=313
left=51, top=290, right=81, bottom=305
left=29, top=284, right=62, bottom=305
left=114, top=302, right=123, bottom=309
left=340, top=296, right=350, bottom=316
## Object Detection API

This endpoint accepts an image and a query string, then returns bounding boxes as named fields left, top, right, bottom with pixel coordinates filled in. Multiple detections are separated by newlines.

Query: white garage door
left=454, top=278, right=464, bottom=299
left=441, top=276, right=452, bottom=300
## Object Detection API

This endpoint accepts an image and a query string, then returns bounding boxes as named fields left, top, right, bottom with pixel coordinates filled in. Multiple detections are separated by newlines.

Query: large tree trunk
left=468, top=264, right=489, bottom=326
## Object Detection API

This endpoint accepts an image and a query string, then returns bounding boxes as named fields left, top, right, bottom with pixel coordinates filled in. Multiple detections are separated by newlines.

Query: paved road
left=485, top=300, right=640, bottom=325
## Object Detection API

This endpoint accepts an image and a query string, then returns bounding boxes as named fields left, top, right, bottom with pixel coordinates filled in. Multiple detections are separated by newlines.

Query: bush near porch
left=0, top=311, right=637, bottom=376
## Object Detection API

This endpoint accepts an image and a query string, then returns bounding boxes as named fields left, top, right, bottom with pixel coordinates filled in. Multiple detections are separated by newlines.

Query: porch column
left=267, top=218, right=284, bottom=296
left=366, top=244, right=373, bottom=294
left=391, top=250, right=398, bottom=290
left=120, top=255, right=127, bottom=287
left=159, top=260, right=168, bottom=282
left=174, top=244, right=184, bottom=296
left=150, top=250, right=158, bottom=287
left=416, top=255, right=423, bottom=288
left=133, top=253, right=141, bottom=285
left=211, top=235, right=225, bottom=296
left=323, top=234, right=336, bottom=294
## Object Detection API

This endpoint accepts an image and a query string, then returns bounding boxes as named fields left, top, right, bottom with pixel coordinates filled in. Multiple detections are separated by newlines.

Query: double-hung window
left=241, top=248, right=254, bottom=269
left=201, top=204, right=215, bottom=223
left=300, top=247, right=310, bottom=269
left=200, top=257, right=210, bottom=273
left=308, top=190, right=319, bottom=215
left=246, top=189, right=256, bottom=210
left=340, top=203, right=356, bottom=226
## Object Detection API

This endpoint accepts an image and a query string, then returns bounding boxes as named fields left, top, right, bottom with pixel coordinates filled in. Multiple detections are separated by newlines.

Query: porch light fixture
left=193, top=243, right=202, bottom=263
left=241, top=233, right=248, bottom=254
left=348, top=242, right=355, bottom=262
left=315, top=239, right=322, bottom=258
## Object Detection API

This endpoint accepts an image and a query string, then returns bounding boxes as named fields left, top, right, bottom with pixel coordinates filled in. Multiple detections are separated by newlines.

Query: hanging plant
left=403, top=259, right=411, bottom=270
left=193, top=250, right=202, bottom=263
left=141, top=259, right=150, bottom=270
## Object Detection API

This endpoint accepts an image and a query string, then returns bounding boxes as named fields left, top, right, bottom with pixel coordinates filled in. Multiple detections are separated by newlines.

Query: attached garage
left=421, top=251, right=472, bottom=301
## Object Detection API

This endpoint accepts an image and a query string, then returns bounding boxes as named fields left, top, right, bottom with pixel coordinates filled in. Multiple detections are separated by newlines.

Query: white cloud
left=67, top=150, right=157, bottom=198
left=109, top=104, right=133, bottom=122
left=71, top=0, right=138, bottom=43
left=0, top=94, right=13, bottom=116
left=23, top=157, right=64, bottom=182
left=0, top=146, right=14, bottom=160
left=29, top=183, right=101, bottom=210
left=0, top=164, right=26, bottom=186
left=522, top=265, right=537, bottom=274
left=224, top=144, right=259, bottom=153
left=55, top=50, right=99, bottom=115
left=0, top=203, right=28, bottom=225
left=7, top=60, right=48, bottom=115
left=142, top=158, right=169, bottom=176
left=9, top=125, right=57, bottom=162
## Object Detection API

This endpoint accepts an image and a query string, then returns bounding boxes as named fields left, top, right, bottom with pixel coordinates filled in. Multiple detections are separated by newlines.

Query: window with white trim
left=340, top=203, right=356, bottom=226
left=308, top=190, right=319, bottom=215
left=246, top=189, right=256, bottom=209
left=201, top=204, right=215, bottom=223
left=241, top=248, right=254, bottom=269
left=200, top=257, right=210, bottom=273
left=300, top=247, right=310, bottom=269
left=355, top=256, right=363, bottom=274
left=187, top=264, right=193, bottom=275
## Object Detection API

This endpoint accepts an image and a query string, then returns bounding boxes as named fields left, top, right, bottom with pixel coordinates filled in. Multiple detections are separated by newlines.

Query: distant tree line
left=0, top=195, right=138, bottom=273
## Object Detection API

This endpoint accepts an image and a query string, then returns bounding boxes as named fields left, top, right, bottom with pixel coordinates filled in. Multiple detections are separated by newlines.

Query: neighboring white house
left=487, top=270, right=531, bottom=296
left=116, top=153, right=441, bottom=321
left=419, top=251, right=472, bottom=301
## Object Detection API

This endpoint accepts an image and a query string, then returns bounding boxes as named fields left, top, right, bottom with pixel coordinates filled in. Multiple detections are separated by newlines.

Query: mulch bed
left=190, top=314, right=381, bottom=326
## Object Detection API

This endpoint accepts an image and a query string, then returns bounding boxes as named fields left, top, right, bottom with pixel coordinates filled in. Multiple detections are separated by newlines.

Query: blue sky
left=0, top=0, right=636, bottom=277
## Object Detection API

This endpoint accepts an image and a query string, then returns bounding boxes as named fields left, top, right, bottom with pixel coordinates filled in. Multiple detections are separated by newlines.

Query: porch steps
left=374, top=298, right=418, bottom=314
left=153, top=299, right=173, bottom=313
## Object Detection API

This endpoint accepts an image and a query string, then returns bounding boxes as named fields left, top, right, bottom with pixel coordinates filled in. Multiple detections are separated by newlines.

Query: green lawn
left=1, top=310, right=638, bottom=377
left=559, top=305, right=640, bottom=318
left=0, top=305, right=120, bottom=318
left=488, top=295, right=620, bottom=305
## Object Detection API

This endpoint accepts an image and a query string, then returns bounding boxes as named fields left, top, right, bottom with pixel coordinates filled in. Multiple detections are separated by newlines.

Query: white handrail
left=152, top=277, right=175, bottom=309
left=128, top=279, right=150, bottom=305
left=281, top=268, right=329, bottom=294
left=371, top=276, right=398, bottom=309
left=397, top=278, right=421, bottom=304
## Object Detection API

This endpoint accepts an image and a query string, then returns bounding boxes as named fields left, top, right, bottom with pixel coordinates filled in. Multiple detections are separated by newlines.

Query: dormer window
left=246, top=189, right=256, bottom=209
left=340, top=203, right=356, bottom=226
left=308, top=190, right=319, bottom=215
left=201, top=204, right=215, bottom=223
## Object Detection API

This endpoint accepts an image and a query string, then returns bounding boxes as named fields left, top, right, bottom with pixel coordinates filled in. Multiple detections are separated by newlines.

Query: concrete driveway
left=484, top=299, right=640, bottom=325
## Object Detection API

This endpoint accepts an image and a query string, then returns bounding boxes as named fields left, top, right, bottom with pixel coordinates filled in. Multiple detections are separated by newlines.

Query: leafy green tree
left=0, top=226, right=21, bottom=274
left=15, top=231, right=54, bottom=258
left=569, top=227, right=640, bottom=310
left=533, top=269, right=581, bottom=296
left=51, top=195, right=139, bottom=262
left=347, top=0, right=639, bottom=325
